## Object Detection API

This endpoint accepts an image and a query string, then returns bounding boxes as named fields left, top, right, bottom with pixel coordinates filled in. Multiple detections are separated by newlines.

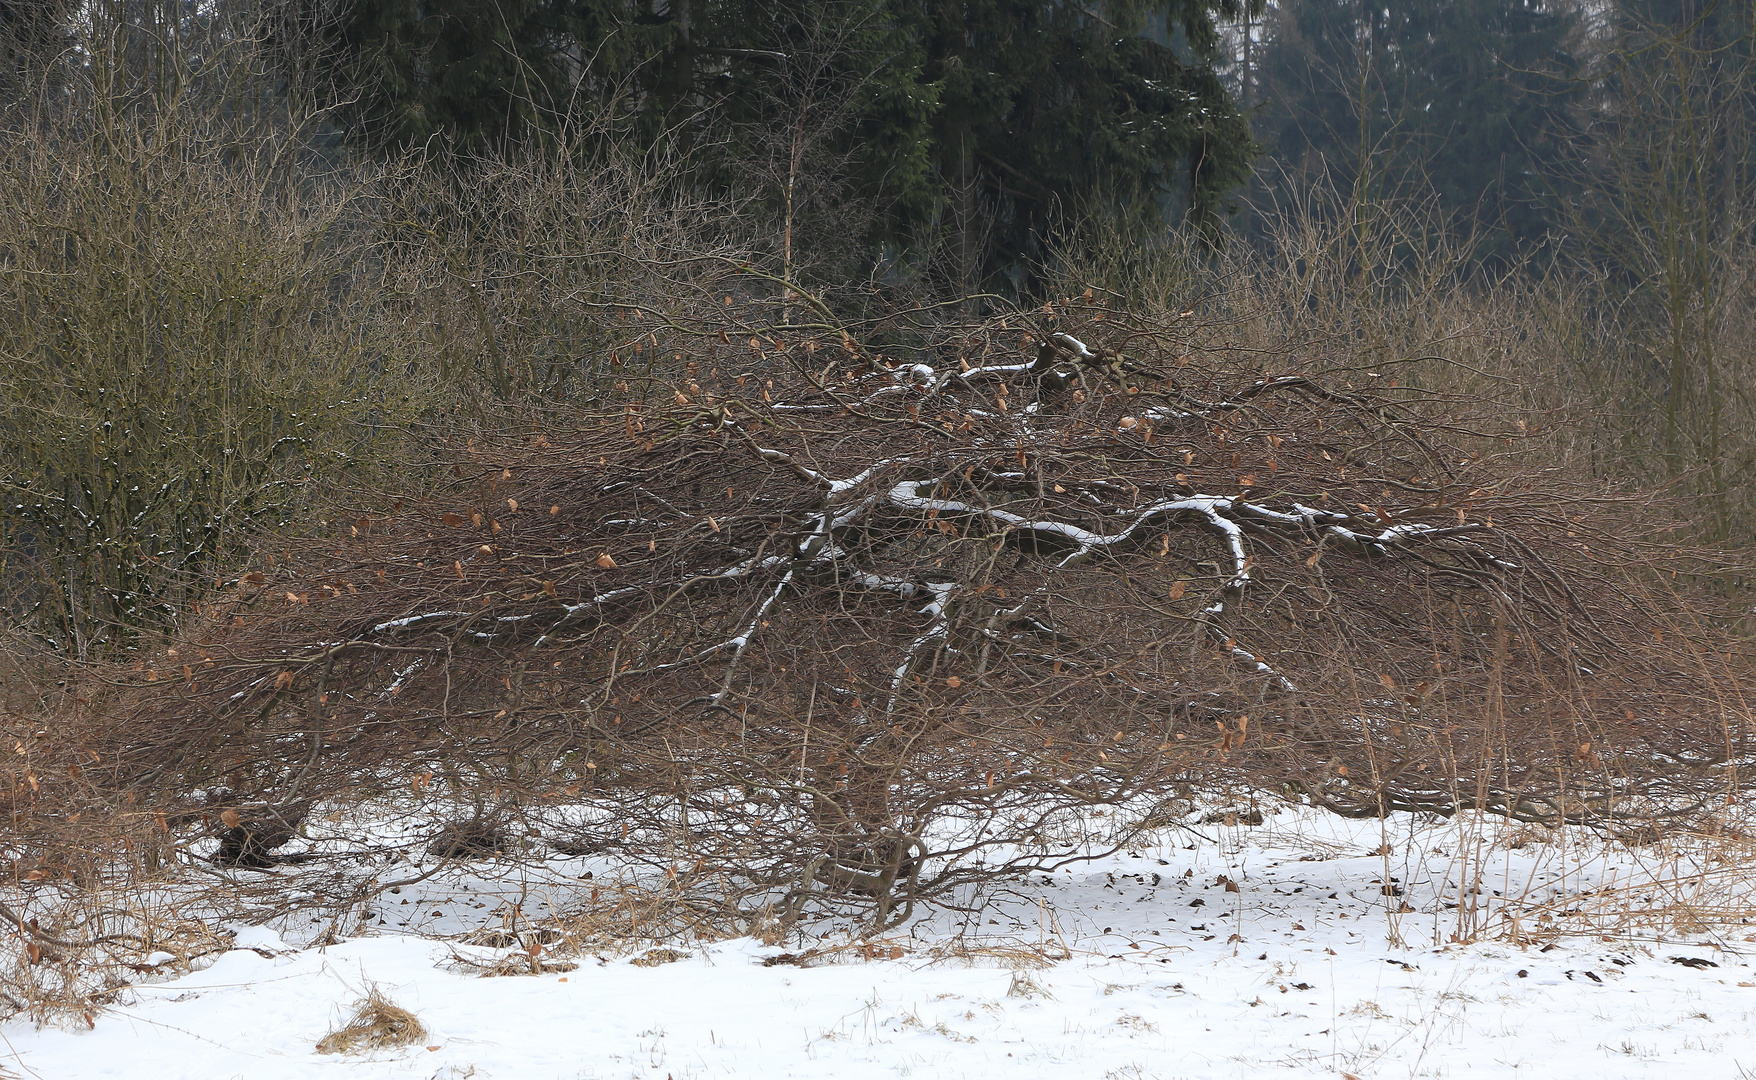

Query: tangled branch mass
left=67, top=308, right=1743, bottom=928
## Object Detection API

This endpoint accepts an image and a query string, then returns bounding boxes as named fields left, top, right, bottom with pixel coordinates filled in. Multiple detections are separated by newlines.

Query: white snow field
left=6, top=803, right=1756, bottom=1080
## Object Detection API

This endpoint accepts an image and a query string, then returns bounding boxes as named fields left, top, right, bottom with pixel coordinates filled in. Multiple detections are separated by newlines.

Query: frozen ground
left=6, top=803, right=1756, bottom=1080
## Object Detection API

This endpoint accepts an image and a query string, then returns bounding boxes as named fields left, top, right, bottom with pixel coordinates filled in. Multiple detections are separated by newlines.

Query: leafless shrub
left=0, top=13, right=445, bottom=653
left=373, top=130, right=757, bottom=407
left=13, top=293, right=1746, bottom=942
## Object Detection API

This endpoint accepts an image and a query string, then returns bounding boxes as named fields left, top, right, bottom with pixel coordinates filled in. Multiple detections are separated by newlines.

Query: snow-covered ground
left=7, top=803, right=1756, bottom=1080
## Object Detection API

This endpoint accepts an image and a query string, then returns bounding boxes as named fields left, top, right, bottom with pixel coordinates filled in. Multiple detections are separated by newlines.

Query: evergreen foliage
left=327, top=1, right=1260, bottom=291
left=332, top=0, right=656, bottom=152
left=893, top=0, right=1258, bottom=289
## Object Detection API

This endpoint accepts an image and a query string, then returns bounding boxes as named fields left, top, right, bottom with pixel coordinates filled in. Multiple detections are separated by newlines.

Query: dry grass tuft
left=454, top=953, right=580, bottom=978
left=924, top=938, right=1066, bottom=967
left=445, top=934, right=579, bottom=978
left=315, top=986, right=427, bottom=1056
left=627, top=947, right=691, bottom=967
left=1006, top=970, right=1055, bottom=998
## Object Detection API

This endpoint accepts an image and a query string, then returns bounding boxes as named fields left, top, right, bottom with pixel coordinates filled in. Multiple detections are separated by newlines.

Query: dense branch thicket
left=11, top=301, right=1751, bottom=928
